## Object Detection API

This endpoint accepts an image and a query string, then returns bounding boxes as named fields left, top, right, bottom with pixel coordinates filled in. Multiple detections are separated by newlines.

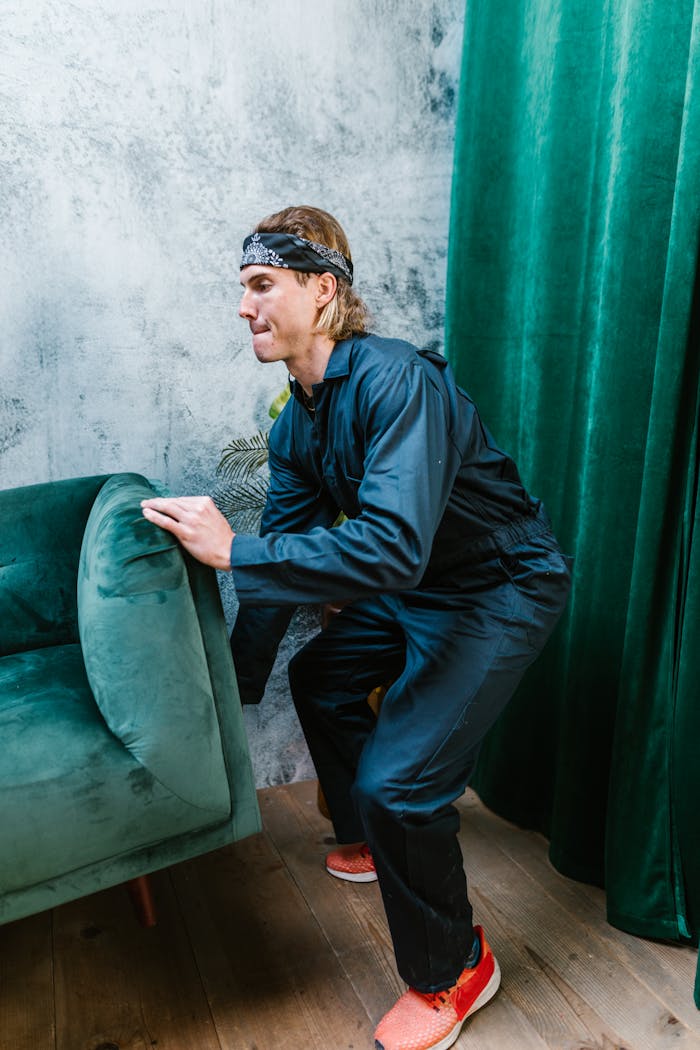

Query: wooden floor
left=1, top=780, right=699, bottom=1050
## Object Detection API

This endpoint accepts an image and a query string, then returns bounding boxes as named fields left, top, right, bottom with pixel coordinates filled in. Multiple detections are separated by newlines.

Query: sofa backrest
left=0, top=475, right=108, bottom=658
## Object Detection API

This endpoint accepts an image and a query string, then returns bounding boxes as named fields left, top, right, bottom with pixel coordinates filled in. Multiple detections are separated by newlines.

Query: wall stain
left=426, top=66, right=456, bottom=119
left=0, top=396, right=29, bottom=456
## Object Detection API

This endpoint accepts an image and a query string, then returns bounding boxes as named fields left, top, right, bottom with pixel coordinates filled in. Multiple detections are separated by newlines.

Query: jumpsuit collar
left=290, top=336, right=357, bottom=410
left=322, top=337, right=355, bottom=381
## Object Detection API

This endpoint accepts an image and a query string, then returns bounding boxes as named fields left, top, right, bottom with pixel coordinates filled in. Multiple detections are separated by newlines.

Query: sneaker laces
left=420, top=987, right=453, bottom=1012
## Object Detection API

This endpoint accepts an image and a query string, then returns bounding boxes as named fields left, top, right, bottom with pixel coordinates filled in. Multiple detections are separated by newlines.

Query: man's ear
left=316, top=272, right=338, bottom=306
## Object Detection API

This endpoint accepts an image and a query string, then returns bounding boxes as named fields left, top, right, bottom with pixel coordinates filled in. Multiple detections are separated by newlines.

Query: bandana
left=240, top=231, right=353, bottom=284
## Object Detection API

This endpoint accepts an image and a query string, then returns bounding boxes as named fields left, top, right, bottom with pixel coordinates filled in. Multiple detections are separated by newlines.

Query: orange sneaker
left=374, top=926, right=500, bottom=1050
left=325, top=842, right=377, bottom=882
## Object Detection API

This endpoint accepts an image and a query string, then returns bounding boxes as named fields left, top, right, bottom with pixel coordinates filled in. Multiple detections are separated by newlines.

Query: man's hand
left=141, top=496, right=234, bottom=571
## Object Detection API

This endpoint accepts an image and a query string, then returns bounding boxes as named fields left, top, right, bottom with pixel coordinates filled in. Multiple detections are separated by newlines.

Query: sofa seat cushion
left=0, top=644, right=230, bottom=895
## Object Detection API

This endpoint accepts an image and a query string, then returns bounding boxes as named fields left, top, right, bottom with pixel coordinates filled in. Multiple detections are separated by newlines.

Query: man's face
left=239, top=265, right=321, bottom=364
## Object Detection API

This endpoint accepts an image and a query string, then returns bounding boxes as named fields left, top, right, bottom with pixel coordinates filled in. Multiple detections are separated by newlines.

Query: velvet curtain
left=445, top=0, right=700, bottom=1003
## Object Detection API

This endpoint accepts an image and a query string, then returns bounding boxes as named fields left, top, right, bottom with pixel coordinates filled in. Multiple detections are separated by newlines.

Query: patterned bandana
left=240, top=231, right=354, bottom=284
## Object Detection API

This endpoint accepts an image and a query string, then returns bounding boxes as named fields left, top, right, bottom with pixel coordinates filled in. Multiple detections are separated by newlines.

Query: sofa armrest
left=77, top=473, right=230, bottom=816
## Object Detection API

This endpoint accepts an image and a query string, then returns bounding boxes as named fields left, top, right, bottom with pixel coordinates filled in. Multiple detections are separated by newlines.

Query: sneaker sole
left=325, top=865, right=378, bottom=883
left=387, top=958, right=501, bottom=1050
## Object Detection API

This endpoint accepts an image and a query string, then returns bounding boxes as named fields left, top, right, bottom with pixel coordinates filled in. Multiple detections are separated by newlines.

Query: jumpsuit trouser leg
left=288, top=534, right=571, bottom=993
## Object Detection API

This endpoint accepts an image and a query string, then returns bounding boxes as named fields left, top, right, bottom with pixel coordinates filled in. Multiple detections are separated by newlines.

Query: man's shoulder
left=348, top=332, right=427, bottom=375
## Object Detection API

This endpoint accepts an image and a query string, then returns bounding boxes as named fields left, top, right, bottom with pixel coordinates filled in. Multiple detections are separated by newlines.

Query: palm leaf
left=214, top=475, right=270, bottom=516
left=213, top=499, right=267, bottom=533
left=217, top=430, right=270, bottom=481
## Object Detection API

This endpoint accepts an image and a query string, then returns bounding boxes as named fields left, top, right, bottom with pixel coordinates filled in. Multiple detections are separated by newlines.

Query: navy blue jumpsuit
left=230, top=332, right=571, bottom=992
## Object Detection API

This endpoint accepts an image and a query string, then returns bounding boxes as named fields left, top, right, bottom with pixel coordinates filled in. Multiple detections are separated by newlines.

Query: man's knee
left=353, top=754, right=461, bottom=833
left=352, top=761, right=404, bottom=824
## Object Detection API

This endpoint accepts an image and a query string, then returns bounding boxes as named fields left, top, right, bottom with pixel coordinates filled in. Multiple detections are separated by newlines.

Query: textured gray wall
left=1, top=0, right=464, bottom=786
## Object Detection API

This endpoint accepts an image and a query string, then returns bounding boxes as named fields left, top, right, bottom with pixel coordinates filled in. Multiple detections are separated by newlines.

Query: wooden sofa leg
left=127, top=875, right=157, bottom=927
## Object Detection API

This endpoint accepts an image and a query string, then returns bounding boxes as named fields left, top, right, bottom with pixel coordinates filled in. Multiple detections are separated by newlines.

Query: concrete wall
left=1, top=0, right=464, bottom=786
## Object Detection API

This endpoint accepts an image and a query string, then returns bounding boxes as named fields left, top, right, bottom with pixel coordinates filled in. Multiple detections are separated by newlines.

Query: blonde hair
left=254, top=206, right=370, bottom=340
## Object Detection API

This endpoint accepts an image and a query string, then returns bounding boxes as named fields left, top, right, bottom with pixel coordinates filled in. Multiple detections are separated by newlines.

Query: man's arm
left=141, top=418, right=340, bottom=704
left=231, top=359, right=463, bottom=606
left=140, top=407, right=339, bottom=572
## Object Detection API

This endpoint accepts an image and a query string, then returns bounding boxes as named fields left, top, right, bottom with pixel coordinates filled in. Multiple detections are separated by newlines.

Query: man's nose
left=239, top=289, right=255, bottom=319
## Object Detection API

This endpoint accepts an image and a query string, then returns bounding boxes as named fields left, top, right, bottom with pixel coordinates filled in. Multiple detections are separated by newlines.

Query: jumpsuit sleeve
left=230, top=358, right=463, bottom=607
left=230, top=423, right=341, bottom=704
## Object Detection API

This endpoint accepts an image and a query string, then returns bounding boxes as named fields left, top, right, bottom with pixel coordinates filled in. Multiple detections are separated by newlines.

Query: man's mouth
left=250, top=323, right=270, bottom=336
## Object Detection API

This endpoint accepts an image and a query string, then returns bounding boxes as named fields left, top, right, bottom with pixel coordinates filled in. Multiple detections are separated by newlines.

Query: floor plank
left=461, top=790, right=700, bottom=1031
left=0, top=911, right=55, bottom=1050
left=455, top=793, right=700, bottom=1049
left=52, top=871, right=221, bottom=1050
left=171, top=824, right=376, bottom=1050
left=259, top=781, right=403, bottom=1020
left=1, top=782, right=699, bottom=1050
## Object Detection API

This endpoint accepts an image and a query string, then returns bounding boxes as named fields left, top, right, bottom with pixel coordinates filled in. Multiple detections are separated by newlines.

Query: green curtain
left=445, top=0, right=700, bottom=1004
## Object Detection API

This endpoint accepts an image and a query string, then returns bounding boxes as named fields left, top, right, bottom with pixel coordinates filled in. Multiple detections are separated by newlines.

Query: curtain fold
left=446, top=0, right=700, bottom=1002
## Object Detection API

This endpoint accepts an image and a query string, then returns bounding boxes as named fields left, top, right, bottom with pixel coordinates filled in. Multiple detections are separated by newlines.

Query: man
left=141, top=205, right=572, bottom=1050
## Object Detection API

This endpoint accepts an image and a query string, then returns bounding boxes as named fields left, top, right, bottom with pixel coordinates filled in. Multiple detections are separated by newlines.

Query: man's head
left=240, top=205, right=369, bottom=341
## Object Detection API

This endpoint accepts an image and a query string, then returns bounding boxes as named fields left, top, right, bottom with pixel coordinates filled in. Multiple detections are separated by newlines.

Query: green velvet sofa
left=0, top=472, right=261, bottom=926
